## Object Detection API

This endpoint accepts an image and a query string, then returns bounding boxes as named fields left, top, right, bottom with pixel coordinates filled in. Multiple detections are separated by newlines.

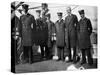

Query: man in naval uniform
left=55, top=12, right=65, bottom=61
left=20, top=4, right=36, bottom=64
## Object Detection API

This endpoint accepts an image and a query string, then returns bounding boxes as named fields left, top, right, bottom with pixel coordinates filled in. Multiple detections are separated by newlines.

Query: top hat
left=22, top=4, right=29, bottom=9
left=42, top=3, right=48, bottom=7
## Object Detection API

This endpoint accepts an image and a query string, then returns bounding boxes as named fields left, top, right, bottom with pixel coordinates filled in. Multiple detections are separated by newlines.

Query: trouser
left=40, top=45, right=45, bottom=58
left=40, top=45, right=48, bottom=59
left=57, top=47, right=64, bottom=60
left=67, top=47, right=76, bottom=62
left=48, top=47, right=53, bottom=59
left=23, top=46, right=33, bottom=63
left=81, top=48, right=93, bottom=64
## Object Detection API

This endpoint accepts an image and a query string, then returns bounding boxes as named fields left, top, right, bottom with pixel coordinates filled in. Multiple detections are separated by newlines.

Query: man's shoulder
left=72, top=14, right=76, bottom=16
left=50, top=21, right=54, bottom=24
left=72, top=14, right=78, bottom=19
left=29, top=14, right=35, bottom=19
left=84, top=17, right=90, bottom=22
left=85, top=17, right=90, bottom=21
left=65, top=16, right=68, bottom=19
left=55, top=20, right=59, bottom=24
left=79, top=17, right=90, bottom=22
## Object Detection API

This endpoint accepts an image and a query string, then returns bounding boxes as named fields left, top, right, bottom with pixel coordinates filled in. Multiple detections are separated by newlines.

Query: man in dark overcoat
left=35, top=9, right=48, bottom=59
left=35, top=10, right=43, bottom=45
left=55, top=12, right=65, bottom=61
left=45, top=13, right=55, bottom=59
left=78, top=10, right=93, bottom=65
left=20, top=4, right=36, bottom=64
left=40, top=19, right=48, bottom=59
left=65, top=7, right=78, bottom=63
left=35, top=10, right=45, bottom=59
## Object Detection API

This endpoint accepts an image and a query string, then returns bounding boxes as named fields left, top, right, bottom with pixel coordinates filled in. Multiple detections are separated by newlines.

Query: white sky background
left=15, top=1, right=97, bottom=31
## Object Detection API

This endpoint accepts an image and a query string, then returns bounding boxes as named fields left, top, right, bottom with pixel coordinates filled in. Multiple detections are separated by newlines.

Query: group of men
left=11, top=2, right=93, bottom=66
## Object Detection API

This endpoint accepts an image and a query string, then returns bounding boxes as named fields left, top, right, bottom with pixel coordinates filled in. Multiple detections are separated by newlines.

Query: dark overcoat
left=35, top=18, right=44, bottom=45
left=78, top=17, right=92, bottom=49
left=65, top=14, right=78, bottom=48
left=46, top=21, right=55, bottom=48
left=20, top=13, right=36, bottom=46
left=41, top=21, right=48, bottom=46
left=35, top=18, right=48, bottom=46
left=55, top=19, right=65, bottom=47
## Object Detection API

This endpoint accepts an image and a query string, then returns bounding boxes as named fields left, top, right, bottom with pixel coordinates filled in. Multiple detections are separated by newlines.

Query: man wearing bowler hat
left=55, top=12, right=65, bottom=61
left=20, top=4, right=36, bottom=64
left=78, top=9, right=93, bottom=65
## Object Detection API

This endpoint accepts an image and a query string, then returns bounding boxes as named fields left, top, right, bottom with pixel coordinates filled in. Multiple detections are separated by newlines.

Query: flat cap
left=57, top=12, right=63, bottom=16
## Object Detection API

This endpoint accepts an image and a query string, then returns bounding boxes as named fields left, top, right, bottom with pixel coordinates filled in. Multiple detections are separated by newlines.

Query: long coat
left=55, top=19, right=65, bottom=47
left=20, top=13, right=36, bottom=46
left=35, top=17, right=48, bottom=46
left=78, top=17, right=92, bottom=49
left=35, top=18, right=44, bottom=45
left=65, top=14, right=78, bottom=48
left=41, top=21, right=48, bottom=46
left=46, top=21, right=55, bottom=48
